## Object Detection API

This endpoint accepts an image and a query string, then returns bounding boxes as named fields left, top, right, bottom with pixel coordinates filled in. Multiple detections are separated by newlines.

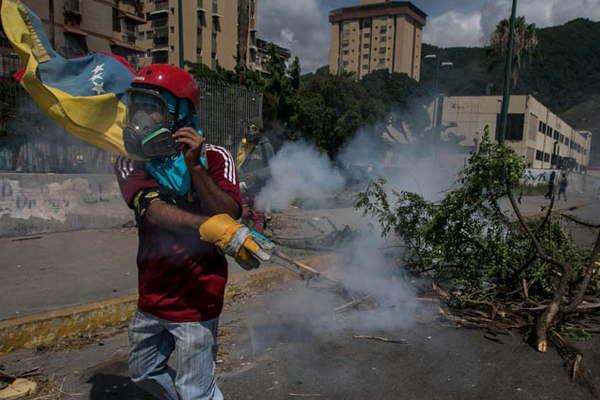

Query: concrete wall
left=523, top=168, right=600, bottom=198
left=0, top=174, right=132, bottom=237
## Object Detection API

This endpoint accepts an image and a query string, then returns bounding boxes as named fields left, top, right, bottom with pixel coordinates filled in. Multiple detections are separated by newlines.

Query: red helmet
left=132, top=64, right=199, bottom=107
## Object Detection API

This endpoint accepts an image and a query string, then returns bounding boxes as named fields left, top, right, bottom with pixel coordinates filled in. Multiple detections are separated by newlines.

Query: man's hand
left=199, top=214, right=270, bottom=270
left=173, top=128, right=204, bottom=168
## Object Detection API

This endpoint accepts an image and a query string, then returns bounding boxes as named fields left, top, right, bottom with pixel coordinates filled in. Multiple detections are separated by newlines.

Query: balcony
left=123, top=29, right=137, bottom=44
left=149, top=0, right=169, bottom=17
left=117, top=10, right=147, bottom=25
left=151, top=17, right=168, bottom=28
left=153, top=27, right=168, bottom=46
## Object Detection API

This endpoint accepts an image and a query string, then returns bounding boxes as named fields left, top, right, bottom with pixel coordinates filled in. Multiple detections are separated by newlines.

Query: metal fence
left=0, top=54, right=263, bottom=173
left=197, top=78, right=263, bottom=152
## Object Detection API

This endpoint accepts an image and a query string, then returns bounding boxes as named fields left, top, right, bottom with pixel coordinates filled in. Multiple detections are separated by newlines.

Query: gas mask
left=123, top=88, right=197, bottom=160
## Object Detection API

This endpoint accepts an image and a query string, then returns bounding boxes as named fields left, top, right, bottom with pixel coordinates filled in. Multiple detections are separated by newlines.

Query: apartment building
left=16, top=0, right=147, bottom=69
left=251, top=38, right=291, bottom=75
left=329, top=0, right=426, bottom=80
left=138, top=0, right=258, bottom=70
left=440, top=95, right=593, bottom=173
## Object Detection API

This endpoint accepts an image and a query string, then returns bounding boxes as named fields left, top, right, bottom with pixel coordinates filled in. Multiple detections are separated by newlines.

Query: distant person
left=235, top=118, right=274, bottom=234
left=545, top=170, right=556, bottom=199
left=558, top=173, right=568, bottom=201
left=72, top=154, right=86, bottom=173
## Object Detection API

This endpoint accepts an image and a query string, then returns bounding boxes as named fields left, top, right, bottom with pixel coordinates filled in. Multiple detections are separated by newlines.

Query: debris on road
left=0, top=378, right=37, bottom=399
left=334, top=294, right=373, bottom=313
left=353, top=335, right=407, bottom=344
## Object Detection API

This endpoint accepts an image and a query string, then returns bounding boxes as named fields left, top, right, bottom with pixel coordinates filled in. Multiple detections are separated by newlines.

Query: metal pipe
left=498, top=0, right=518, bottom=144
left=177, top=0, right=184, bottom=67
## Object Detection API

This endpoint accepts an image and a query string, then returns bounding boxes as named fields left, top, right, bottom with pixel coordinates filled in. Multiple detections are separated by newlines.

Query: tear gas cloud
left=255, top=141, right=346, bottom=211
left=247, top=113, right=466, bottom=351
left=246, top=231, right=421, bottom=353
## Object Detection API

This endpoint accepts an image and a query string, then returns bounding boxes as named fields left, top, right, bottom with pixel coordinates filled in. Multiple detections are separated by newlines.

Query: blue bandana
left=146, top=126, right=208, bottom=196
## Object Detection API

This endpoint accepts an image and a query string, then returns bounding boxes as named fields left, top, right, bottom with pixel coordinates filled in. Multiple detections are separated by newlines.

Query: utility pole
left=236, top=0, right=250, bottom=82
left=49, top=0, right=55, bottom=47
left=498, top=0, right=518, bottom=144
left=177, top=0, right=184, bottom=68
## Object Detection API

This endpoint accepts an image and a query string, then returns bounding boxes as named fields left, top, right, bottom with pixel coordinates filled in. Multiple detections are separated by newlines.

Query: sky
left=258, top=0, right=600, bottom=72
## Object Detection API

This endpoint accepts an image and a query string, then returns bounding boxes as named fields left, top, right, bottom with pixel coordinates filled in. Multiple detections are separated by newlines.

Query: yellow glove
left=199, top=214, right=271, bottom=270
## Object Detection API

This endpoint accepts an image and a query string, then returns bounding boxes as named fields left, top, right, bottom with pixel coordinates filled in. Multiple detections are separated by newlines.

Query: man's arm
left=145, top=200, right=208, bottom=233
left=189, top=165, right=241, bottom=218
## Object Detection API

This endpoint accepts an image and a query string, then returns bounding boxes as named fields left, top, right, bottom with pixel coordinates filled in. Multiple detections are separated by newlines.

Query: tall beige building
left=329, top=0, right=426, bottom=80
left=16, top=0, right=147, bottom=69
left=1, top=0, right=258, bottom=72
left=139, top=0, right=258, bottom=70
left=440, top=95, right=593, bottom=172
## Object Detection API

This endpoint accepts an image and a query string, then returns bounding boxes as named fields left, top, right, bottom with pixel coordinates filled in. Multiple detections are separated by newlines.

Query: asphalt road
left=0, top=195, right=598, bottom=320
left=1, top=283, right=597, bottom=400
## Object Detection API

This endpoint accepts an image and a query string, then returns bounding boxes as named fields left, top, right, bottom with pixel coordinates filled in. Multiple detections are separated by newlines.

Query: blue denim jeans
left=128, top=310, right=224, bottom=400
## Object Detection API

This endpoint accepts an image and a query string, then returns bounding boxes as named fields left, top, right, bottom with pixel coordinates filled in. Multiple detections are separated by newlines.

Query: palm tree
left=489, top=16, right=538, bottom=87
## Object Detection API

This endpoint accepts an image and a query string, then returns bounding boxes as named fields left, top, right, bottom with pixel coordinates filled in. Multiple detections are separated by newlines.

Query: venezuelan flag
left=1, top=0, right=134, bottom=156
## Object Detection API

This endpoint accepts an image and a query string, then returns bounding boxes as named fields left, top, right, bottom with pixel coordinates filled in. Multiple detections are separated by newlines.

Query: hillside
left=419, top=18, right=600, bottom=165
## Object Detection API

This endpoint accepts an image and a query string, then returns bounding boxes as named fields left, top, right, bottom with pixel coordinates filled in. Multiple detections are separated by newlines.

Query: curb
left=0, top=258, right=326, bottom=356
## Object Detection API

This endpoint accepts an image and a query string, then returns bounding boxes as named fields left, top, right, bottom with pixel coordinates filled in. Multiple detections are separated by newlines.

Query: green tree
left=489, top=16, right=538, bottom=87
left=291, top=73, right=382, bottom=157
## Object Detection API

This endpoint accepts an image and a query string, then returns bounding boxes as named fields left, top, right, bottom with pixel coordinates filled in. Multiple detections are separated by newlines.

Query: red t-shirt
left=115, top=146, right=241, bottom=322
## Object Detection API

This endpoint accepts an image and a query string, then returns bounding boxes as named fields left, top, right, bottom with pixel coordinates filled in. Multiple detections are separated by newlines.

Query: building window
left=544, top=153, right=550, bottom=162
left=342, top=40, right=349, bottom=47
left=380, top=36, right=386, bottom=42
left=343, top=61, right=349, bottom=67
left=62, top=33, right=88, bottom=58
left=378, top=58, right=385, bottom=64
left=546, top=127, right=553, bottom=137
left=364, top=33, right=370, bottom=38
left=495, top=113, right=525, bottom=141
left=363, top=54, right=369, bottom=59
left=343, top=50, right=349, bottom=55
left=362, top=65, right=369, bottom=70
left=112, top=8, right=121, bottom=32
left=553, top=130, right=559, bottom=140
left=538, top=121, right=543, bottom=132
left=363, top=43, right=369, bottom=49
left=379, top=47, right=386, bottom=54
left=535, top=150, right=544, bottom=161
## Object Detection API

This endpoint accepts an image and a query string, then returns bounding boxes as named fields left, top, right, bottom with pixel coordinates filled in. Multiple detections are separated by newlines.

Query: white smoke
left=255, top=141, right=345, bottom=211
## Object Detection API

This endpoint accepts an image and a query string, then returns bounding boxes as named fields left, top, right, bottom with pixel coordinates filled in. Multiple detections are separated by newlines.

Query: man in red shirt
left=116, top=65, right=266, bottom=400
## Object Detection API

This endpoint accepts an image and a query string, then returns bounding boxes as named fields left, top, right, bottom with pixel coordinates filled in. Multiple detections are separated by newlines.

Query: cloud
left=258, top=0, right=330, bottom=72
left=423, top=11, right=483, bottom=48
left=426, top=0, right=600, bottom=48
left=257, top=0, right=600, bottom=70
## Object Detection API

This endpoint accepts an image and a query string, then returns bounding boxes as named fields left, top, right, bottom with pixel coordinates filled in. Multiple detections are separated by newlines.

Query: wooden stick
left=272, top=250, right=323, bottom=277
left=335, top=294, right=373, bottom=313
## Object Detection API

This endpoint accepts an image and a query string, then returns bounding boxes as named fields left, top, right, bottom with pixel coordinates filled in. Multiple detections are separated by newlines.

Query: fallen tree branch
left=550, top=331, right=599, bottom=398
left=506, top=186, right=572, bottom=353
left=565, top=231, right=600, bottom=314
left=556, top=212, right=600, bottom=228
